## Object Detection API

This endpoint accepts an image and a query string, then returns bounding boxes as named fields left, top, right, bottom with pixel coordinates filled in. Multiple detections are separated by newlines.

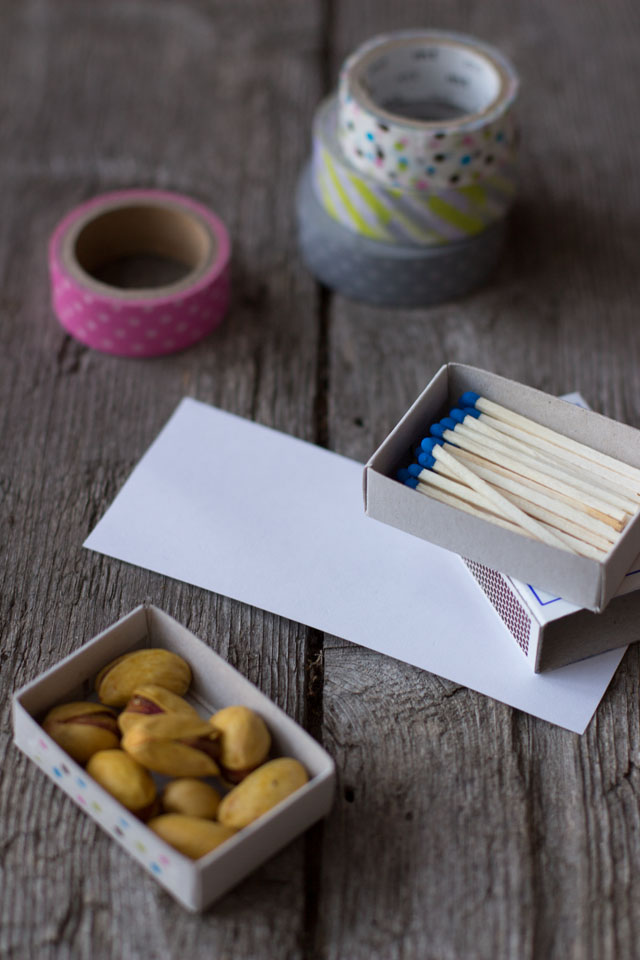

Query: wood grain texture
left=321, top=2, right=640, bottom=960
left=0, top=1, right=324, bottom=957
left=1, top=0, right=640, bottom=957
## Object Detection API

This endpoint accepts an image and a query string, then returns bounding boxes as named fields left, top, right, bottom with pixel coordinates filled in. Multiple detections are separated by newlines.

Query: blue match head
left=418, top=452, right=436, bottom=469
left=449, top=407, right=466, bottom=423
left=459, top=391, right=480, bottom=408
left=463, top=406, right=480, bottom=419
left=421, top=436, right=443, bottom=453
left=404, top=477, right=419, bottom=489
left=430, top=420, right=455, bottom=437
left=397, top=467, right=410, bottom=482
left=407, top=463, right=422, bottom=478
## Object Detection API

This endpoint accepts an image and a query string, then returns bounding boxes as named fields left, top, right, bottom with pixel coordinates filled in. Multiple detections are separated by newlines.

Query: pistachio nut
left=148, top=814, right=237, bottom=860
left=209, top=706, right=271, bottom=783
left=162, top=778, right=221, bottom=819
left=42, top=702, right=120, bottom=764
left=217, top=757, right=309, bottom=829
left=95, top=649, right=191, bottom=707
left=122, top=713, right=221, bottom=777
left=118, top=684, right=201, bottom=735
left=86, top=749, right=157, bottom=818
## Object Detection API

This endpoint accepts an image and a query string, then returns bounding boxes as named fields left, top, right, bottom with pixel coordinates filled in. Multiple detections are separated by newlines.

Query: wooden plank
left=319, top=0, right=640, bottom=957
left=319, top=649, right=535, bottom=960
left=0, top=0, right=325, bottom=955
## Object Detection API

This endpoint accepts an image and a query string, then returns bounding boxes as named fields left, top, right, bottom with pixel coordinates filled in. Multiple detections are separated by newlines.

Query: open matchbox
left=12, top=605, right=336, bottom=912
left=364, top=364, right=640, bottom=614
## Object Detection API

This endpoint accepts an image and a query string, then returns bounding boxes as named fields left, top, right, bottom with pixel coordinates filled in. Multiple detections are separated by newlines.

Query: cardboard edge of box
left=363, top=364, right=640, bottom=612
left=533, top=592, right=640, bottom=672
left=504, top=567, right=640, bottom=673
left=461, top=557, right=639, bottom=673
left=12, top=604, right=336, bottom=912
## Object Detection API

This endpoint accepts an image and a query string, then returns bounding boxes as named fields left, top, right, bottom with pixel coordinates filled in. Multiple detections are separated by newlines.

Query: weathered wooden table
left=2, top=2, right=640, bottom=957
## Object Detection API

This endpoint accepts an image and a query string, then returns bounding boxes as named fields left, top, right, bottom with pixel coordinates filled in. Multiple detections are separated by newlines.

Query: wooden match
left=400, top=392, right=640, bottom=562
left=433, top=423, right=629, bottom=529
left=460, top=391, right=640, bottom=491
left=408, top=468, right=608, bottom=560
left=451, top=409, right=639, bottom=514
left=431, top=445, right=576, bottom=552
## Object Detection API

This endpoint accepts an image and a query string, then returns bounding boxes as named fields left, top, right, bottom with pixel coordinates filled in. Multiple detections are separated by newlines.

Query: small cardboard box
left=364, top=364, right=640, bottom=612
left=12, top=605, right=335, bottom=912
left=462, top=554, right=640, bottom=672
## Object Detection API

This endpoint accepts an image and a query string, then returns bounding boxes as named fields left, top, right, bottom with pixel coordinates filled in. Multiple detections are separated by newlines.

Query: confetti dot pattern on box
left=32, top=733, right=174, bottom=878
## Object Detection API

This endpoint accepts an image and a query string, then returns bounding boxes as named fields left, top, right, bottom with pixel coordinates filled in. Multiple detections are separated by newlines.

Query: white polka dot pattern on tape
left=49, top=189, right=231, bottom=357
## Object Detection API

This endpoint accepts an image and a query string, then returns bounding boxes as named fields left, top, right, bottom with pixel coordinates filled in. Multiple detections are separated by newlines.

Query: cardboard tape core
left=64, top=200, right=216, bottom=299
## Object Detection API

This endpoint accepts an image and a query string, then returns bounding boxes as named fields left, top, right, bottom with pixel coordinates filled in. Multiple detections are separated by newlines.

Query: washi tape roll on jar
left=312, top=96, right=517, bottom=246
left=49, top=189, right=231, bottom=357
left=297, top=165, right=506, bottom=307
left=338, top=30, right=518, bottom=192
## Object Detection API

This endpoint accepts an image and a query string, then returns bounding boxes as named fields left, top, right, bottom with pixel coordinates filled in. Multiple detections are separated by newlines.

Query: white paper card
left=84, top=398, right=625, bottom=734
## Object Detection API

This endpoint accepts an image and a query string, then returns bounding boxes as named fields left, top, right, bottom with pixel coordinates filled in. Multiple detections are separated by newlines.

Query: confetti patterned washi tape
left=48, top=189, right=231, bottom=357
left=297, top=165, right=506, bottom=307
left=338, top=30, right=519, bottom=193
left=311, top=96, right=517, bottom=246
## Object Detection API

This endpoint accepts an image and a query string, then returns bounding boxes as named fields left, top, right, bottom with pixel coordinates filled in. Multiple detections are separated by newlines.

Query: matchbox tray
left=12, top=604, right=335, bottom=912
left=364, top=364, right=640, bottom=612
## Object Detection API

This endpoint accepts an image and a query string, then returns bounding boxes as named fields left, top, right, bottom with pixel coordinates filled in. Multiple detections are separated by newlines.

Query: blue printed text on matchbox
left=526, top=585, right=561, bottom=607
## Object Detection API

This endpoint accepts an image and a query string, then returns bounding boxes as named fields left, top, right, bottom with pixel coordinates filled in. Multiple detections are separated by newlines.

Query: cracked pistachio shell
left=162, top=778, right=221, bottom=819
left=148, top=814, right=237, bottom=860
left=86, top=749, right=157, bottom=817
left=42, top=702, right=120, bottom=764
left=95, top=649, right=191, bottom=707
left=217, top=758, right=309, bottom=829
left=118, top=684, right=201, bottom=735
left=209, top=706, right=271, bottom=781
left=122, top=713, right=221, bottom=777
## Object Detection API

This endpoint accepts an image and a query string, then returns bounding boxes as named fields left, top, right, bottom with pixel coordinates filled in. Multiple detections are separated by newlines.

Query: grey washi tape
left=296, top=164, right=506, bottom=307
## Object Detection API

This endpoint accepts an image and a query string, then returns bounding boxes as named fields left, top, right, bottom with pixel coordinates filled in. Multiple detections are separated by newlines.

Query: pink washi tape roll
left=49, top=189, right=230, bottom=357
